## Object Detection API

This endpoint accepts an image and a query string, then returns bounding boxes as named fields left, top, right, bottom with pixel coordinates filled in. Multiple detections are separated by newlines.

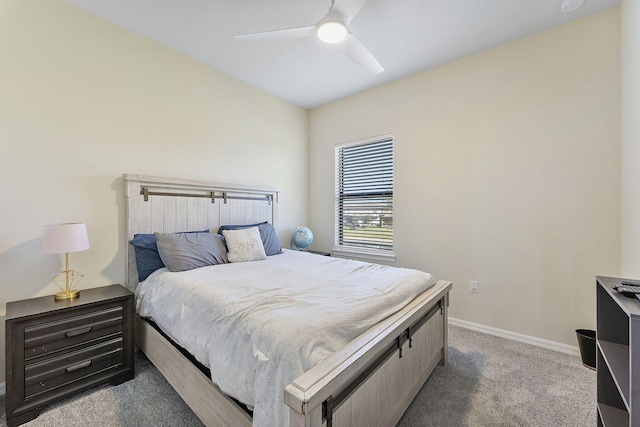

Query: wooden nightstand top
left=307, top=250, right=331, bottom=256
left=6, top=284, right=131, bottom=321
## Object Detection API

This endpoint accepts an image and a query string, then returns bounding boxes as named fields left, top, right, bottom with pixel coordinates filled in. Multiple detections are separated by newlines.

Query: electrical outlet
left=470, top=280, right=479, bottom=293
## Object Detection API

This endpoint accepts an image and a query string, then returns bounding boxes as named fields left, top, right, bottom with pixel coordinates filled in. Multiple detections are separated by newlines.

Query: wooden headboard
left=123, top=174, right=279, bottom=290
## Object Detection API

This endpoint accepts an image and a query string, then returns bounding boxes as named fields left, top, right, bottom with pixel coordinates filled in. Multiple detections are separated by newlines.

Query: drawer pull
left=65, top=360, right=92, bottom=372
left=65, top=326, right=92, bottom=337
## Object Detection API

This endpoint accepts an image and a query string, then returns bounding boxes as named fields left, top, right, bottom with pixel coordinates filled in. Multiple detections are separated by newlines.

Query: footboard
left=285, top=280, right=451, bottom=427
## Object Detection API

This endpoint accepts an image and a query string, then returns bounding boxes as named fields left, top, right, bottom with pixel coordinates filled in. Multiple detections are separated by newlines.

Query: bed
left=124, top=174, right=452, bottom=427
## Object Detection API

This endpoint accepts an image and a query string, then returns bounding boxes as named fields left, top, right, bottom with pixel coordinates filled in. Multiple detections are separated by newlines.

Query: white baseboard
left=449, top=317, right=581, bottom=357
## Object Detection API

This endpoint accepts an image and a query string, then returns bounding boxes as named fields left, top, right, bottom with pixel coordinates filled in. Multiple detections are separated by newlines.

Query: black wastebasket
left=576, top=329, right=596, bottom=370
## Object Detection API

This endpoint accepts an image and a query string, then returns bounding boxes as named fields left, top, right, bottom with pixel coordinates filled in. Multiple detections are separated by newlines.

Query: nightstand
left=5, top=285, right=134, bottom=427
left=307, top=250, right=331, bottom=257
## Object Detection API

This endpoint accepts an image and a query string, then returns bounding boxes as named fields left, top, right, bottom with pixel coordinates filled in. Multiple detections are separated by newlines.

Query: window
left=335, top=135, right=394, bottom=260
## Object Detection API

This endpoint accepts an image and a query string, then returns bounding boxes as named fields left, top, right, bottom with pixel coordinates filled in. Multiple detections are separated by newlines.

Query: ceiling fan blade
left=235, top=25, right=315, bottom=41
left=338, top=34, right=383, bottom=74
left=330, top=0, right=368, bottom=23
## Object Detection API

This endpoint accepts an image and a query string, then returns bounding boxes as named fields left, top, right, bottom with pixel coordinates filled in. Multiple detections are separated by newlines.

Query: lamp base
left=54, top=289, right=80, bottom=300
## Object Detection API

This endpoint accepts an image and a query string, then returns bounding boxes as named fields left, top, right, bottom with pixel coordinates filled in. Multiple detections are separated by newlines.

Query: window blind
left=335, top=137, right=393, bottom=252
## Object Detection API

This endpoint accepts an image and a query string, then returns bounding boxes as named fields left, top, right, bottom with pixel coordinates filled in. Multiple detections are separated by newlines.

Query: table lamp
left=43, top=223, right=90, bottom=300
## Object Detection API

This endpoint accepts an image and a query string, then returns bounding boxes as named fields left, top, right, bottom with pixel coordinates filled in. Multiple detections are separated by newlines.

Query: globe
left=291, top=226, right=313, bottom=250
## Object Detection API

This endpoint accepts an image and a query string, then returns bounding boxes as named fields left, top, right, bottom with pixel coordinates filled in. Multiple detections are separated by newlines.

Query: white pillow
left=222, top=227, right=267, bottom=263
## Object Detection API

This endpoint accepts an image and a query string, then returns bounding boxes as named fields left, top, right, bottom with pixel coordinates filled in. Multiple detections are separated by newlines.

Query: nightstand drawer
left=24, top=305, right=123, bottom=359
left=24, top=336, right=124, bottom=398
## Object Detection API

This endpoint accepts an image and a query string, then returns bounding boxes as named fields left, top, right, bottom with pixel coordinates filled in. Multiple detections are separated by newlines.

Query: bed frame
left=124, top=174, right=452, bottom=427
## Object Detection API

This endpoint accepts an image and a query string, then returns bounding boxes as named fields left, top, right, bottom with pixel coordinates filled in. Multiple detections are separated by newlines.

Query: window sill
left=331, top=247, right=396, bottom=263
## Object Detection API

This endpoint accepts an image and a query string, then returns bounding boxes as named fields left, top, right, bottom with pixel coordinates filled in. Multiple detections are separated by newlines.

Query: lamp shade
left=43, top=223, right=90, bottom=254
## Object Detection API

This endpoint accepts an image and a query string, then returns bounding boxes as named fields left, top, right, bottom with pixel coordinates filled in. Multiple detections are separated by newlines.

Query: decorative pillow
left=217, top=221, right=282, bottom=256
left=155, top=232, right=228, bottom=272
left=129, top=229, right=208, bottom=281
left=222, top=227, right=267, bottom=263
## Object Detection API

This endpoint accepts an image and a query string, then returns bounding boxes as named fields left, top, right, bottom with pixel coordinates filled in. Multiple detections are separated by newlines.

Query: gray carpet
left=397, top=326, right=596, bottom=427
left=0, top=325, right=596, bottom=426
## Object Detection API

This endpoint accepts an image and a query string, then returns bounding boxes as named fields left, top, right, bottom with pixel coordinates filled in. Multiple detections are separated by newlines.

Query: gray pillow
left=155, top=232, right=228, bottom=272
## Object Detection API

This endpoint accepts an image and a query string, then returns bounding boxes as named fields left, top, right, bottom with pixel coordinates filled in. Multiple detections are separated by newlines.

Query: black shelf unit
left=596, top=276, right=640, bottom=426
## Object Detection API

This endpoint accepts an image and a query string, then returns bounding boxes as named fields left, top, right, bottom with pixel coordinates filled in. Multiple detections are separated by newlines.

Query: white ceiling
left=65, top=0, right=620, bottom=109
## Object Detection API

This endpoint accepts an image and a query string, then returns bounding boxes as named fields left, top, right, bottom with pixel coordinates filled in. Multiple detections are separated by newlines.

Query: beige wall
left=0, top=1, right=309, bottom=383
left=309, top=9, right=621, bottom=347
left=621, top=1, right=640, bottom=277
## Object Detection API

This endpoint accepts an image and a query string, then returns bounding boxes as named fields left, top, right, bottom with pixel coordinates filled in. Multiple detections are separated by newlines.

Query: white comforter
left=135, top=249, right=435, bottom=426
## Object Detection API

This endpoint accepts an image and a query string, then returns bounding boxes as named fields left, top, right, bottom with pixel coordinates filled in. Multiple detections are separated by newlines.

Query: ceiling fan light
left=317, top=21, right=348, bottom=44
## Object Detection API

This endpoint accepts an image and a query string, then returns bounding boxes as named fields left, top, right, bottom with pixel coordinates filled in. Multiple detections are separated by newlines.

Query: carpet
left=397, top=326, right=596, bottom=426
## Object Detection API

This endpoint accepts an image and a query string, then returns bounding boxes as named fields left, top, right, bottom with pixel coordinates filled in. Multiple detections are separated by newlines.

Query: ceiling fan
left=235, top=0, right=383, bottom=74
